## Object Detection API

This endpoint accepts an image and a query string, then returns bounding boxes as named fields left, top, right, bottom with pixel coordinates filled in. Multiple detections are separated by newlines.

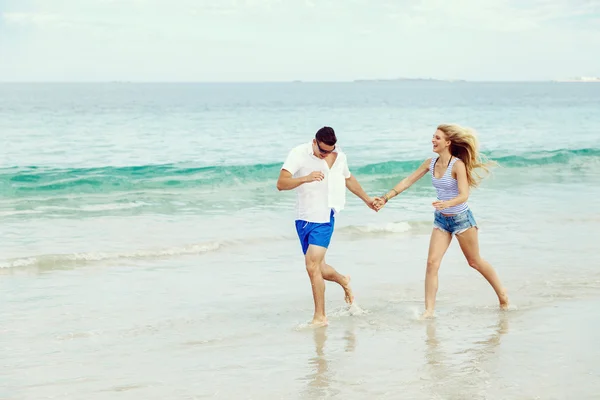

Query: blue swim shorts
left=295, top=210, right=335, bottom=255
left=433, top=209, right=478, bottom=235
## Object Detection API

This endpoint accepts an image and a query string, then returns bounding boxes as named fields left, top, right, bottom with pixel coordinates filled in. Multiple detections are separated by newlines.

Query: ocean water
left=1, top=82, right=600, bottom=399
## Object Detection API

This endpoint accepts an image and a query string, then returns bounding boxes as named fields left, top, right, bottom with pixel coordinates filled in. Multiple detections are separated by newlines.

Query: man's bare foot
left=342, top=275, right=354, bottom=305
left=311, top=316, right=329, bottom=327
left=499, top=290, right=510, bottom=310
left=420, top=309, right=435, bottom=320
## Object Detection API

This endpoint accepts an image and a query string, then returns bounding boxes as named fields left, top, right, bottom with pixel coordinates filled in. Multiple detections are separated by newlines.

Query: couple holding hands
left=276, top=124, right=509, bottom=326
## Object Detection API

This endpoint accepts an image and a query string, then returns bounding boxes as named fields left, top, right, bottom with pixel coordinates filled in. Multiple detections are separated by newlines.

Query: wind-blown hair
left=437, top=124, right=496, bottom=187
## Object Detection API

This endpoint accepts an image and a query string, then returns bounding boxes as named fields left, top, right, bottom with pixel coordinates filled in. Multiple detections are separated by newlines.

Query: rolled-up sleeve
left=341, top=155, right=351, bottom=179
left=282, top=149, right=301, bottom=176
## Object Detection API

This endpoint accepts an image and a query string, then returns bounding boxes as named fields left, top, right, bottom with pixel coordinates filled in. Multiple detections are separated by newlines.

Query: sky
left=0, top=0, right=599, bottom=82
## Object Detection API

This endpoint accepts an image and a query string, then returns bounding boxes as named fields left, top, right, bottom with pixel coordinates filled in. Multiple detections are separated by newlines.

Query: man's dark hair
left=315, top=126, right=337, bottom=146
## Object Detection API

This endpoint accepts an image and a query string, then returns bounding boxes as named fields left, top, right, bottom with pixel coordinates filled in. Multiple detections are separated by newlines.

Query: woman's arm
left=378, top=158, right=431, bottom=205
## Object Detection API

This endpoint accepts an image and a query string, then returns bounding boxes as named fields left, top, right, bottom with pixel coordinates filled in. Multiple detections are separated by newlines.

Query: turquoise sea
left=1, top=82, right=599, bottom=399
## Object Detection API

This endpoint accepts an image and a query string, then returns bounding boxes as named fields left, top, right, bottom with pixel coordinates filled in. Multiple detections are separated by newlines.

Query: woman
left=374, top=124, right=509, bottom=318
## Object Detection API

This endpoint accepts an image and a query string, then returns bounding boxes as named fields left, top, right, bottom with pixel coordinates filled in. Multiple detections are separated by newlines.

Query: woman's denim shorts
left=433, top=209, right=478, bottom=235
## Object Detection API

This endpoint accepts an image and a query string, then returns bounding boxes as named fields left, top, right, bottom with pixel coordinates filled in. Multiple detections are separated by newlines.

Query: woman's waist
left=435, top=203, right=469, bottom=216
left=434, top=190, right=460, bottom=200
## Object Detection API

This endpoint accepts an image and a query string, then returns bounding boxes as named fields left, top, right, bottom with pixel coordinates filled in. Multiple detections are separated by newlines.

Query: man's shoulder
left=335, top=148, right=348, bottom=162
left=294, top=142, right=311, bottom=151
left=287, top=142, right=311, bottom=156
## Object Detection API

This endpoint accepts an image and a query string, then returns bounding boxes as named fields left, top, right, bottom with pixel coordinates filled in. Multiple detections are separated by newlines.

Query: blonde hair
left=437, top=123, right=496, bottom=187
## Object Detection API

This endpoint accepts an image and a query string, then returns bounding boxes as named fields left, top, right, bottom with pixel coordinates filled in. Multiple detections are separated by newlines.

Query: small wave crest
left=34, top=202, right=149, bottom=213
left=2, top=147, right=598, bottom=197
left=0, top=241, right=223, bottom=270
left=340, top=222, right=412, bottom=234
left=0, top=209, right=42, bottom=217
left=338, top=220, right=432, bottom=235
left=0, top=219, right=428, bottom=271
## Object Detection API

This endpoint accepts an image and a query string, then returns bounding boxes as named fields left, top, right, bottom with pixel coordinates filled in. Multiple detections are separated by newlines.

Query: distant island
left=552, top=76, right=600, bottom=82
left=353, top=77, right=466, bottom=83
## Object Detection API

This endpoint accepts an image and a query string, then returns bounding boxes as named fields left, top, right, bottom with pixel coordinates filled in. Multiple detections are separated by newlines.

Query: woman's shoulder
left=451, top=158, right=466, bottom=174
left=452, top=157, right=465, bottom=167
left=423, top=157, right=434, bottom=170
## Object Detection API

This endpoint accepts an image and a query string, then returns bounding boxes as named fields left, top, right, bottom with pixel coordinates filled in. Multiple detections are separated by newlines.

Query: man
left=277, top=126, right=376, bottom=326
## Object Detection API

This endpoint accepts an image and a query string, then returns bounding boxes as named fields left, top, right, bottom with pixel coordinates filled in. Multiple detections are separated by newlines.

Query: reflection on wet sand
left=343, top=326, right=357, bottom=353
left=306, top=327, right=329, bottom=398
left=424, top=313, right=510, bottom=398
left=302, top=324, right=357, bottom=399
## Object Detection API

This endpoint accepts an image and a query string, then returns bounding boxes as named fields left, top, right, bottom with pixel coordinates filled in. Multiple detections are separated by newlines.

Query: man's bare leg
left=305, top=245, right=328, bottom=326
left=320, top=261, right=354, bottom=304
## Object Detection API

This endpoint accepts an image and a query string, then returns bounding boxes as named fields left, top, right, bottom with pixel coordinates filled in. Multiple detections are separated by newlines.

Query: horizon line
left=0, top=79, right=591, bottom=84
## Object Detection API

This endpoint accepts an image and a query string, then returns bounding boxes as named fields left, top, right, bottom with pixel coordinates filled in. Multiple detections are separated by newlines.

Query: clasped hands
left=366, top=196, right=450, bottom=212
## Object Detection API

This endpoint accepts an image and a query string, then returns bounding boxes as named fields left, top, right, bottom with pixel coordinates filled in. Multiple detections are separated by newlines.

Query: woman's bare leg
left=456, top=227, right=509, bottom=309
left=423, top=228, right=453, bottom=318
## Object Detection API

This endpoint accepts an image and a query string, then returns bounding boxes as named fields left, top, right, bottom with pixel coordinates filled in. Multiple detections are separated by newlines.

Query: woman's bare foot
left=311, top=316, right=329, bottom=327
left=499, top=290, right=509, bottom=310
left=420, top=309, right=435, bottom=320
left=342, top=275, right=354, bottom=304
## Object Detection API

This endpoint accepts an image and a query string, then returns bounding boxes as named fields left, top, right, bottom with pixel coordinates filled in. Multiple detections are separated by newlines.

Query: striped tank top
left=430, top=157, right=469, bottom=214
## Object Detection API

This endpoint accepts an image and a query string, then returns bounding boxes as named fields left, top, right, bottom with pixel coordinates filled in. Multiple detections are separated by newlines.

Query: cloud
left=2, top=12, right=61, bottom=25
left=386, top=0, right=600, bottom=32
left=0, top=0, right=598, bottom=81
left=1, top=11, right=125, bottom=30
left=4, top=0, right=597, bottom=33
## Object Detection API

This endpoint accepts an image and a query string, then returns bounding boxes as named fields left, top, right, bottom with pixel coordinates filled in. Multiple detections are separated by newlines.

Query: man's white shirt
left=281, top=142, right=351, bottom=223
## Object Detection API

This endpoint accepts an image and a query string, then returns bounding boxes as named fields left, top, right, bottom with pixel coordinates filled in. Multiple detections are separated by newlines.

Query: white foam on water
left=0, top=241, right=223, bottom=269
left=340, top=221, right=413, bottom=234
left=34, top=202, right=149, bottom=212
left=329, top=303, right=370, bottom=317
left=293, top=322, right=329, bottom=331
left=0, top=210, right=42, bottom=217
left=79, top=202, right=150, bottom=211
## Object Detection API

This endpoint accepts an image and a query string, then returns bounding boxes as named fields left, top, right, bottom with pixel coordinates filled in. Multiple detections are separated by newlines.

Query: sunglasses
left=316, top=141, right=335, bottom=155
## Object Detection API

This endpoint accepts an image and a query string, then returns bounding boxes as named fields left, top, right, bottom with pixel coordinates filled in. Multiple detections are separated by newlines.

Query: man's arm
left=277, top=169, right=324, bottom=191
left=345, top=175, right=374, bottom=207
